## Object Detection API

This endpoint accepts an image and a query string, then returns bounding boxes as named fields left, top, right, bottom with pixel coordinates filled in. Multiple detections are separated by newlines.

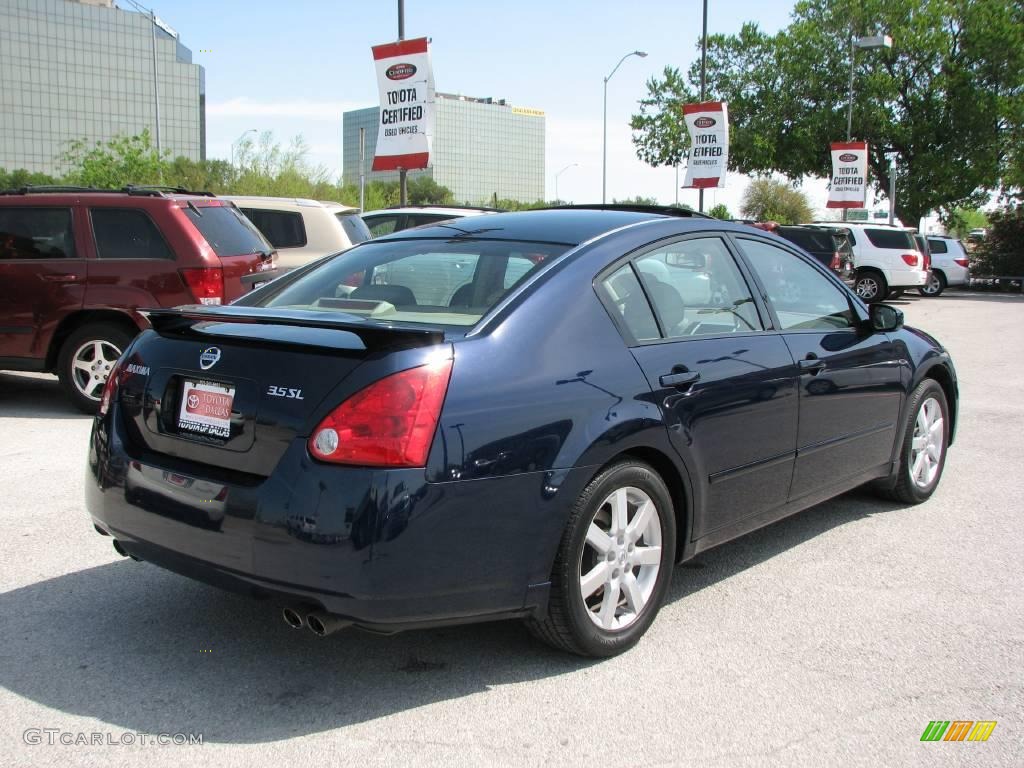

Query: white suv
left=920, top=236, right=970, bottom=296
left=361, top=206, right=498, bottom=238
left=222, top=197, right=371, bottom=270
left=815, top=222, right=928, bottom=302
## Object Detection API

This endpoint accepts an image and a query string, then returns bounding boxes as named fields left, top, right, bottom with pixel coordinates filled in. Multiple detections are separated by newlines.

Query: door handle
left=798, top=356, right=827, bottom=374
left=40, top=273, right=80, bottom=283
left=660, top=369, right=701, bottom=389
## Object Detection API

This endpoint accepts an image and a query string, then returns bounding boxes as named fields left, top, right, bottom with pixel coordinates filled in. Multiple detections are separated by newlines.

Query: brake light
left=180, top=267, right=224, bottom=305
left=954, top=257, right=969, bottom=268
left=309, top=357, right=454, bottom=467
left=901, top=253, right=919, bottom=267
left=98, top=357, right=127, bottom=417
left=923, top=251, right=931, bottom=271
left=830, top=251, right=842, bottom=271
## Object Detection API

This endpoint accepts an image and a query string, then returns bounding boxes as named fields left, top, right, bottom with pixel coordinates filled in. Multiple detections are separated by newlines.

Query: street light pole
left=554, top=163, right=577, bottom=202
left=602, top=50, right=647, bottom=204
left=844, top=32, right=892, bottom=221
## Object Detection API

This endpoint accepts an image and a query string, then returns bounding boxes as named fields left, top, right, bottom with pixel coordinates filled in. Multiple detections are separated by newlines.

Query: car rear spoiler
left=142, top=306, right=445, bottom=351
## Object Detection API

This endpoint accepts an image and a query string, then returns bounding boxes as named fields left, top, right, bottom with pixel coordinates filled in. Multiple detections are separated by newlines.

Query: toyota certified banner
left=371, top=37, right=434, bottom=171
left=826, top=141, right=869, bottom=208
left=682, top=101, right=729, bottom=188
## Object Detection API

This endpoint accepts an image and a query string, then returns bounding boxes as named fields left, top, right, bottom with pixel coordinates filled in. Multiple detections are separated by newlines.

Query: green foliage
left=612, top=195, right=660, bottom=206
left=708, top=203, right=733, bottom=219
left=740, top=178, right=814, bottom=223
left=62, top=129, right=167, bottom=188
left=631, top=0, right=1024, bottom=223
left=942, top=207, right=989, bottom=238
left=972, top=205, right=1024, bottom=275
left=406, top=175, right=454, bottom=205
left=0, top=168, right=60, bottom=189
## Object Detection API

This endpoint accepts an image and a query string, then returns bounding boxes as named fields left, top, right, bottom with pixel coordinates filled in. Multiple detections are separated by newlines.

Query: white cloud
left=206, top=98, right=364, bottom=120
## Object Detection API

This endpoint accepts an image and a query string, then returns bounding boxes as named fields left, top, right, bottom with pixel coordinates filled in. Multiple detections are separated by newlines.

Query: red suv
left=0, top=186, right=275, bottom=412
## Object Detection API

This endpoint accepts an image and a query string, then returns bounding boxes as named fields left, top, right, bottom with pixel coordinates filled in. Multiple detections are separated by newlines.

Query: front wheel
left=877, top=379, right=949, bottom=504
left=854, top=272, right=888, bottom=303
left=57, top=323, right=133, bottom=414
left=918, top=271, right=946, bottom=297
left=527, top=461, right=676, bottom=657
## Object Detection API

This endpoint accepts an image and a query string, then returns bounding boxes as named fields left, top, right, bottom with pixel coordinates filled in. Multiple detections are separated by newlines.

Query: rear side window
left=365, top=215, right=400, bottom=237
left=91, top=209, right=173, bottom=260
left=927, top=239, right=948, bottom=254
left=336, top=212, right=371, bottom=244
left=864, top=228, right=915, bottom=249
left=184, top=204, right=270, bottom=257
left=600, top=264, right=660, bottom=343
left=239, top=208, right=306, bottom=249
left=0, top=207, right=75, bottom=259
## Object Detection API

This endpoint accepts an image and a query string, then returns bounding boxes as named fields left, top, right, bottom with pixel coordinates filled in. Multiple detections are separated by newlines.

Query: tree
left=612, top=195, right=660, bottom=205
left=972, top=204, right=1024, bottom=276
left=740, top=178, right=814, bottom=223
left=942, top=207, right=989, bottom=237
left=630, top=0, right=1024, bottom=224
left=407, top=175, right=454, bottom=205
left=0, top=168, right=60, bottom=189
left=61, top=129, right=166, bottom=188
left=708, top=203, right=733, bottom=220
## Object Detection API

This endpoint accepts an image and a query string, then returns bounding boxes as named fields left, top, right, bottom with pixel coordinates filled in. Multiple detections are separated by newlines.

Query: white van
left=815, top=222, right=928, bottom=302
left=921, top=236, right=970, bottom=296
left=222, top=197, right=371, bottom=270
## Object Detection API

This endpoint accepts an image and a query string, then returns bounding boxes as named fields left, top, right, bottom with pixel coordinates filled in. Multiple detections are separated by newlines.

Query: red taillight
left=923, top=252, right=932, bottom=271
left=180, top=267, right=224, bottom=305
left=309, top=358, right=454, bottom=467
left=954, top=257, right=969, bottom=268
left=901, top=253, right=919, bottom=267
left=98, top=357, right=127, bottom=417
left=830, top=251, right=842, bottom=271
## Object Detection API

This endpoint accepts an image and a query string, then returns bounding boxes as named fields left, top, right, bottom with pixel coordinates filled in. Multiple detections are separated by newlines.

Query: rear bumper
left=85, top=408, right=581, bottom=630
left=887, top=267, right=928, bottom=288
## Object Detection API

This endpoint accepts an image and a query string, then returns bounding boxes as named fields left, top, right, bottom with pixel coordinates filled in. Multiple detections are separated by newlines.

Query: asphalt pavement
left=0, top=290, right=1021, bottom=767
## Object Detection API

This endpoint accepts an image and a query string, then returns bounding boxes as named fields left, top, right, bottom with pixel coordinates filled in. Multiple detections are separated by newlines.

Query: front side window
left=91, top=209, right=173, bottom=260
left=263, top=239, right=567, bottom=327
left=738, top=239, right=856, bottom=331
left=240, top=208, right=306, bottom=249
left=0, top=207, right=75, bottom=259
left=634, top=237, right=762, bottom=337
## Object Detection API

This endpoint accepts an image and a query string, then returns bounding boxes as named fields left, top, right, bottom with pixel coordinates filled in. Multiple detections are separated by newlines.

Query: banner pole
left=398, top=0, right=407, bottom=207
left=698, top=0, right=707, bottom=213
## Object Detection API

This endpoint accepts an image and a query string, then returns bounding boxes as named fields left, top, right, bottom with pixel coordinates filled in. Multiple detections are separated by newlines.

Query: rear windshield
left=184, top=204, right=272, bottom=257
left=337, top=212, right=371, bottom=244
left=864, top=228, right=915, bottom=249
left=263, top=239, right=569, bottom=327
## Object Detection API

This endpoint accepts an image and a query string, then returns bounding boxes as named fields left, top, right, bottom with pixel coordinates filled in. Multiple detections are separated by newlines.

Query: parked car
left=920, top=236, right=970, bottom=297
left=361, top=205, right=499, bottom=238
left=751, top=223, right=854, bottom=279
left=87, top=206, right=958, bottom=657
left=814, top=222, right=928, bottom=302
left=222, top=196, right=371, bottom=271
left=0, top=185, right=275, bottom=412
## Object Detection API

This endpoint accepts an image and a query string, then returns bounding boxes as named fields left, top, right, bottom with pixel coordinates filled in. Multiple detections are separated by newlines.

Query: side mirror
left=666, top=252, right=707, bottom=269
left=869, top=303, right=903, bottom=332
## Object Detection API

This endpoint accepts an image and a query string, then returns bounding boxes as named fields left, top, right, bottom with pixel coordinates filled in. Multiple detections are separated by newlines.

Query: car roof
left=220, top=195, right=357, bottom=212
left=363, top=206, right=496, bottom=217
left=369, top=207, right=723, bottom=247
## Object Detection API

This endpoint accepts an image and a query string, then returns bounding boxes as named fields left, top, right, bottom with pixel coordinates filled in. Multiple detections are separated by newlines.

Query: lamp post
left=554, top=163, right=577, bottom=203
left=845, top=32, right=892, bottom=220
left=602, top=50, right=647, bottom=204
left=231, top=129, right=258, bottom=168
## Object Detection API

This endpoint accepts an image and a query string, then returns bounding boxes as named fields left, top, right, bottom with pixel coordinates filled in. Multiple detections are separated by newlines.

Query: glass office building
left=343, top=94, right=545, bottom=204
left=0, top=0, right=205, bottom=177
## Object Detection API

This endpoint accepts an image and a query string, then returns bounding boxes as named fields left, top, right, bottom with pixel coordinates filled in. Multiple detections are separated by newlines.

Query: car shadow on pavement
left=0, top=372, right=87, bottom=420
left=0, top=488, right=903, bottom=743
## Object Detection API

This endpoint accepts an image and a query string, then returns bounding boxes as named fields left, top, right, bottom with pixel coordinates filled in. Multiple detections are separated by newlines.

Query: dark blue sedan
left=86, top=206, right=958, bottom=657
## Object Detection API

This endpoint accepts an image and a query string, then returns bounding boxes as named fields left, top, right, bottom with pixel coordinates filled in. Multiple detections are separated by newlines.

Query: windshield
left=262, top=239, right=569, bottom=327
left=184, top=204, right=272, bottom=257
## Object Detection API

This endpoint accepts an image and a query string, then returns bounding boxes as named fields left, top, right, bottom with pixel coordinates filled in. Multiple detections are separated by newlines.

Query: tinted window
left=91, top=209, right=173, bottom=260
left=365, top=215, right=400, bottom=237
left=239, top=208, right=306, bottom=249
left=264, top=239, right=567, bottom=328
left=832, top=232, right=853, bottom=256
left=738, top=239, right=856, bottom=330
left=407, top=213, right=459, bottom=228
left=635, top=237, right=762, bottom=337
left=0, top=207, right=75, bottom=259
left=337, top=212, right=371, bottom=244
left=600, top=264, right=660, bottom=342
left=184, top=204, right=270, bottom=257
left=864, top=228, right=915, bottom=249
left=927, top=239, right=948, bottom=254
left=777, top=228, right=834, bottom=253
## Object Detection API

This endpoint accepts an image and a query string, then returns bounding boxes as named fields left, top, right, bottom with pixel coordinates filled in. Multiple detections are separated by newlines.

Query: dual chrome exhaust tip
left=282, top=606, right=351, bottom=637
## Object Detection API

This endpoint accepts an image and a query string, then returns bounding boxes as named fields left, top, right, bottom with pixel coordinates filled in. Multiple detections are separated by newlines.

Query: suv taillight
left=830, top=251, right=842, bottom=271
left=309, top=358, right=453, bottom=467
left=901, top=253, right=919, bottom=267
left=954, top=257, right=969, bottom=268
left=180, top=267, right=224, bottom=305
left=923, top=251, right=931, bottom=271
left=98, top=357, right=127, bottom=417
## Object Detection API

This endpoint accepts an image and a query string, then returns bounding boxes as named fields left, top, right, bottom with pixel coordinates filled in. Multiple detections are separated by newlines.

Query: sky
left=149, top=0, right=854, bottom=216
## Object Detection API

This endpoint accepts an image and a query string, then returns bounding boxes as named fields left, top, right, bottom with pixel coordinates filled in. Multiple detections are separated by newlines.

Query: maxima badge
left=199, top=347, right=221, bottom=370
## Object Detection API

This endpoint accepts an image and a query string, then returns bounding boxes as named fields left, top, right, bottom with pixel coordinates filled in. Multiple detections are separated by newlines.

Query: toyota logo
left=199, top=347, right=221, bottom=370
left=838, top=152, right=859, bottom=163
left=694, top=116, right=716, bottom=128
left=187, top=393, right=200, bottom=409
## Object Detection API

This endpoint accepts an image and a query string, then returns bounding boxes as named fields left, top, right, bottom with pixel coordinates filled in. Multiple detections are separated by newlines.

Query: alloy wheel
left=71, top=339, right=122, bottom=401
left=855, top=276, right=881, bottom=300
left=922, top=273, right=941, bottom=295
left=910, top=396, right=944, bottom=488
left=579, top=486, right=662, bottom=631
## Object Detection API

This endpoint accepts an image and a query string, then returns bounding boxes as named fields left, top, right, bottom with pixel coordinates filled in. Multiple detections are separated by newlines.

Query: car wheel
left=57, top=323, right=133, bottom=414
left=854, top=272, right=887, bottom=303
left=877, top=379, right=949, bottom=504
left=887, top=289, right=904, bottom=299
left=918, top=271, right=946, bottom=297
left=527, top=460, right=676, bottom=657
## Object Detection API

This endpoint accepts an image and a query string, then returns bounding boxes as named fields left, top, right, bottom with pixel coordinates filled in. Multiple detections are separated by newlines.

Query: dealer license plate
left=178, top=380, right=235, bottom=439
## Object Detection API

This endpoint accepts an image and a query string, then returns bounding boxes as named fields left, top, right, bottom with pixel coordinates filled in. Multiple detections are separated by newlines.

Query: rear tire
left=527, top=460, right=676, bottom=657
left=876, top=379, right=949, bottom=504
left=57, top=323, right=134, bottom=414
left=854, top=271, right=888, bottom=303
left=918, top=271, right=946, bottom=297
